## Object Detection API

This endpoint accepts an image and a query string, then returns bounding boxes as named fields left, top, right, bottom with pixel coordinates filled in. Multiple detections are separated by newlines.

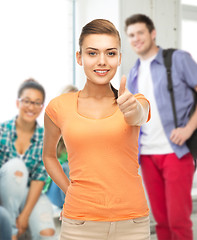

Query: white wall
left=181, top=3, right=197, bottom=61
left=0, top=0, right=73, bottom=125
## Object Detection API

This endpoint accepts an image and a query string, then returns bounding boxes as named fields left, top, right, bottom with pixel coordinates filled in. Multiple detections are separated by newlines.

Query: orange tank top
left=45, top=91, right=150, bottom=221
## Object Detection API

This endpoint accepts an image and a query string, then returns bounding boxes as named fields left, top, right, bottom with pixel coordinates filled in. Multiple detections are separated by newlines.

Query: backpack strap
left=163, top=49, right=197, bottom=168
left=163, top=48, right=178, bottom=128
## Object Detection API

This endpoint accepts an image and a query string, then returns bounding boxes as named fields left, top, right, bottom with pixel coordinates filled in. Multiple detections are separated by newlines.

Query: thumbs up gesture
left=117, top=75, right=148, bottom=126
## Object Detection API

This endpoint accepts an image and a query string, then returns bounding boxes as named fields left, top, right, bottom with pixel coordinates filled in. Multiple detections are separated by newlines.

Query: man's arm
left=170, top=86, right=197, bottom=146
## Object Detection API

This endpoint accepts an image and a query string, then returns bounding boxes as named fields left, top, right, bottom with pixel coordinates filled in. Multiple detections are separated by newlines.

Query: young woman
left=43, top=19, right=151, bottom=240
left=0, top=79, right=57, bottom=240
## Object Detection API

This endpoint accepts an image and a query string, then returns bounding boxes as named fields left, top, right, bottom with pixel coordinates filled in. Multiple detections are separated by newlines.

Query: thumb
left=118, top=75, right=127, bottom=97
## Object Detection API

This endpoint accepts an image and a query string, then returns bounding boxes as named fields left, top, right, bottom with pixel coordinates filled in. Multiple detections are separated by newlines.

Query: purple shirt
left=128, top=47, right=197, bottom=158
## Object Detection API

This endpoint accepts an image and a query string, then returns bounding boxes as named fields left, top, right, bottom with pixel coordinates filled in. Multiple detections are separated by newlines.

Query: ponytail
left=110, top=83, right=118, bottom=100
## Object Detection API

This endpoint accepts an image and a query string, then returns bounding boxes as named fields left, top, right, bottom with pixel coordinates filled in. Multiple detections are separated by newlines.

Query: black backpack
left=163, top=48, right=197, bottom=168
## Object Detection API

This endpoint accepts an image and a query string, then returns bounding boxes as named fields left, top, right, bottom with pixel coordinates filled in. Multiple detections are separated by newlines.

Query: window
left=0, top=0, right=73, bottom=124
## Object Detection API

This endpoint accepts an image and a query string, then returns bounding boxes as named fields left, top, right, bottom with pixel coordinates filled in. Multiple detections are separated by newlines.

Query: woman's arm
left=16, top=180, right=44, bottom=236
left=43, top=113, right=70, bottom=194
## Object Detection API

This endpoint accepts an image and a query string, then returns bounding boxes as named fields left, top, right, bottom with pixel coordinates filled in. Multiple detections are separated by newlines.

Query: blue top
left=128, top=47, right=197, bottom=158
left=0, top=117, right=47, bottom=184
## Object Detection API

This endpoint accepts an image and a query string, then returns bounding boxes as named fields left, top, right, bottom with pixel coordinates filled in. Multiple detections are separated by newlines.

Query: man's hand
left=170, top=126, right=193, bottom=146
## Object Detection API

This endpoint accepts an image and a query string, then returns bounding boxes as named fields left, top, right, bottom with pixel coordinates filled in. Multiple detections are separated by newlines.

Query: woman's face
left=16, top=88, right=44, bottom=123
left=76, top=34, right=121, bottom=86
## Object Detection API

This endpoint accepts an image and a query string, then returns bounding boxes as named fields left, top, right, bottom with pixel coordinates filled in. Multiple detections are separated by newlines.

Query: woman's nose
left=97, top=53, right=106, bottom=65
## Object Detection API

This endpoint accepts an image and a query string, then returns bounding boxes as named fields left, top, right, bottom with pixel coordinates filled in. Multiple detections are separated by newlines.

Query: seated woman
left=0, top=79, right=57, bottom=240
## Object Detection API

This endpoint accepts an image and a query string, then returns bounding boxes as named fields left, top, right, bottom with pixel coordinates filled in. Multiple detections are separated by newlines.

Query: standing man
left=125, top=14, right=197, bottom=240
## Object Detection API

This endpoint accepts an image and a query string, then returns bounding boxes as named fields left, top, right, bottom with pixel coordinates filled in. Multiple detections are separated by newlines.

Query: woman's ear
left=16, top=99, right=20, bottom=109
left=118, top=52, right=122, bottom=66
left=76, top=51, right=82, bottom=66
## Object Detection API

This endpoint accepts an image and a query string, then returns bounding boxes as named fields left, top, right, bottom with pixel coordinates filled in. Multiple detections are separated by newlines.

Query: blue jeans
left=0, top=206, right=12, bottom=240
left=46, top=162, right=69, bottom=208
left=0, top=158, right=58, bottom=240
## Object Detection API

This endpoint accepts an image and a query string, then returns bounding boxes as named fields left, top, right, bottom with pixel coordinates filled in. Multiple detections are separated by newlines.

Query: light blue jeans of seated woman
left=0, top=206, right=12, bottom=240
left=0, top=158, right=58, bottom=240
left=46, top=162, right=70, bottom=208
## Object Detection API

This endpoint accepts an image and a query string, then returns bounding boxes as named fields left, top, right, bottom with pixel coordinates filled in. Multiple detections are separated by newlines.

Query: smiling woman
left=16, top=80, right=45, bottom=126
left=0, top=79, right=58, bottom=240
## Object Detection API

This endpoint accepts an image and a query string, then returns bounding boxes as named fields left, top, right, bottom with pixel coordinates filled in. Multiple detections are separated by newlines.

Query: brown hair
left=125, top=14, right=155, bottom=33
left=79, top=19, right=121, bottom=53
left=18, top=78, right=45, bottom=102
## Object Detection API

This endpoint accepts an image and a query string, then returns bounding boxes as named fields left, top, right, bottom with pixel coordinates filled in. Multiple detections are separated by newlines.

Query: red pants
left=140, top=153, right=194, bottom=240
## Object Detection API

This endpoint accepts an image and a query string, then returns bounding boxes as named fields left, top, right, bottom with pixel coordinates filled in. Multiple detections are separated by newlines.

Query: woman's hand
left=117, top=75, right=149, bottom=126
left=16, top=212, right=29, bottom=236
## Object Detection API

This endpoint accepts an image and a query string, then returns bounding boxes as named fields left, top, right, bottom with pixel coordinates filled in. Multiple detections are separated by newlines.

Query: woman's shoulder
left=46, top=91, right=78, bottom=114
left=48, top=92, right=77, bottom=106
left=45, top=92, right=78, bottom=127
left=50, top=91, right=78, bottom=103
left=59, top=91, right=78, bottom=99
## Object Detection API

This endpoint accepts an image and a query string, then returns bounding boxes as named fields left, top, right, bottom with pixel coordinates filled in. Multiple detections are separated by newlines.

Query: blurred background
left=0, top=0, right=196, bottom=227
left=0, top=0, right=196, bottom=123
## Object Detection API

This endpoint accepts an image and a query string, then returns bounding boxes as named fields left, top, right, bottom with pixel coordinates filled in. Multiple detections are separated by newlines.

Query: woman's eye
left=35, top=102, right=42, bottom=107
left=24, top=100, right=30, bottom=104
left=108, top=52, right=116, bottom=56
left=89, top=52, right=96, bottom=56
